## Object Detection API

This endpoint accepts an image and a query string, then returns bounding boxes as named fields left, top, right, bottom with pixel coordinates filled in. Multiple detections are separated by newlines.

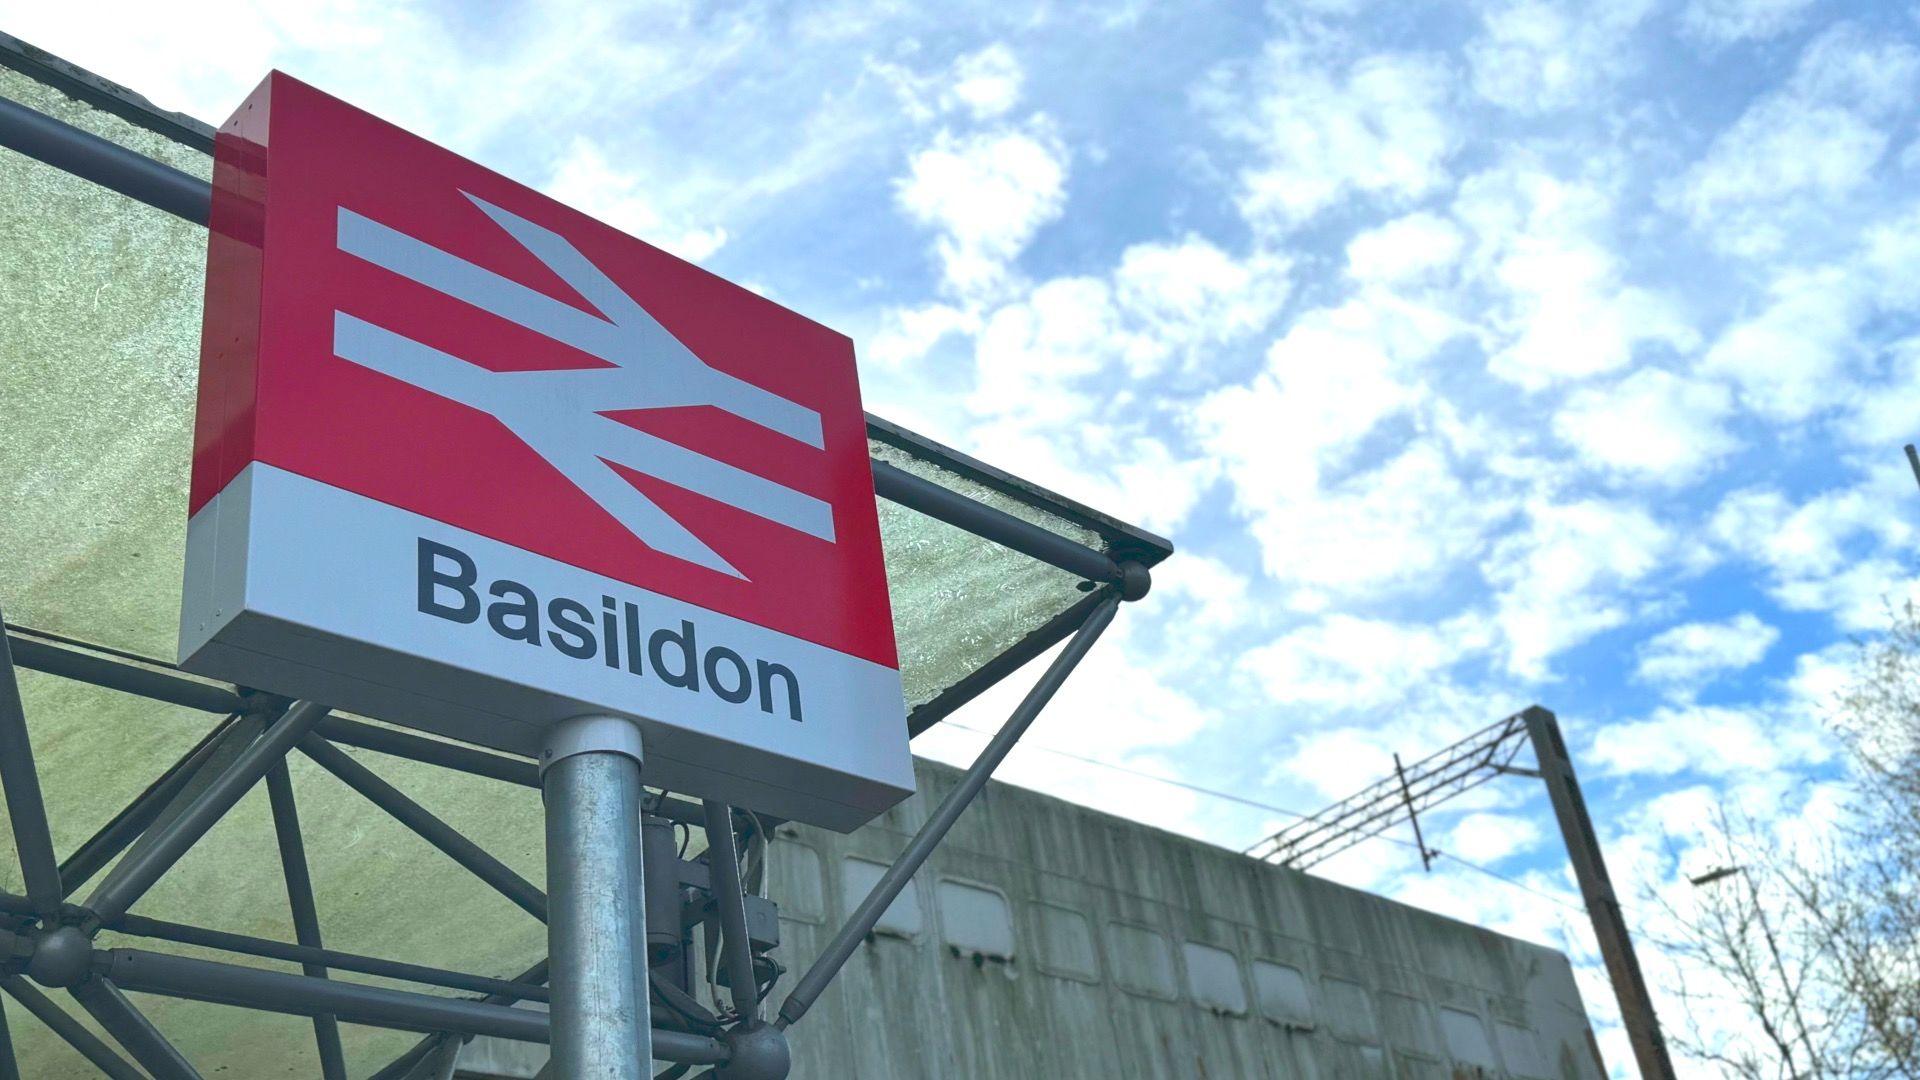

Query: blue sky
left=14, top=0, right=1920, bottom=1072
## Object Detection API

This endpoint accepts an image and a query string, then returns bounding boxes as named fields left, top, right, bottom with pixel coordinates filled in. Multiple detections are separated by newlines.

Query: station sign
left=180, top=72, right=912, bottom=829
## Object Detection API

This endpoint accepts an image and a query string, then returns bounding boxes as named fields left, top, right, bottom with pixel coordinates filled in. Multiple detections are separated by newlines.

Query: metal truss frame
left=0, top=579, right=1137, bottom=1078
left=1244, top=710, right=1533, bottom=869
left=1245, top=706, right=1677, bottom=1080
left=0, top=40, right=1168, bottom=1076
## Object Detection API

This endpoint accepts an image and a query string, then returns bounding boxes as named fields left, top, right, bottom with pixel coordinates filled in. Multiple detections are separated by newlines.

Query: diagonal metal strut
left=776, top=593, right=1121, bottom=1030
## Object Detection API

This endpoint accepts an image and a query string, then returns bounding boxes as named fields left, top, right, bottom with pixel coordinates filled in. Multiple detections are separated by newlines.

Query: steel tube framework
left=1, top=976, right=144, bottom=1080
left=3, top=627, right=241, bottom=714
left=266, top=761, right=349, bottom=1080
left=71, top=976, right=202, bottom=1080
left=299, top=734, right=549, bottom=922
left=59, top=714, right=239, bottom=893
left=0, top=988, right=15, bottom=1080
left=110, top=913, right=551, bottom=1001
left=87, top=701, right=330, bottom=924
left=0, top=614, right=62, bottom=916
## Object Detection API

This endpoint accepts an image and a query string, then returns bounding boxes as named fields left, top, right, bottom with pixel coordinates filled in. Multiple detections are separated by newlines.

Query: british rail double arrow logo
left=333, top=192, right=834, bottom=579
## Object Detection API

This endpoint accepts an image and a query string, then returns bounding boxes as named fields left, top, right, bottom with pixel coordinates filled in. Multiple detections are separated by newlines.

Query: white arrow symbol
left=332, top=192, right=833, bottom=579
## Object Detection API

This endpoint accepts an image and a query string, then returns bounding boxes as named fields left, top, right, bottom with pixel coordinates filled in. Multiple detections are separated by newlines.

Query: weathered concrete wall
left=460, top=757, right=1606, bottom=1079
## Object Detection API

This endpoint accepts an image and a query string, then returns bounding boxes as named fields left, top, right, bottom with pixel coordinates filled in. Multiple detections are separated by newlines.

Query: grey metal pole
left=86, top=701, right=329, bottom=924
left=60, top=715, right=237, bottom=894
left=2, top=630, right=242, bottom=714
left=0, top=617, right=63, bottom=915
left=299, top=735, right=548, bottom=921
left=265, top=761, right=348, bottom=1080
left=1522, top=706, right=1676, bottom=1080
left=543, top=717, right=650, bottom=1079
left=70, top=976, right=203, bottom=1080
left=0, top=988, right=18, bottom=1080
left=0, top=976, right=145, bottom=1080
left=701, top=800, right=760, bottom=1019
left=777, top=595, right=1120, bottom=1030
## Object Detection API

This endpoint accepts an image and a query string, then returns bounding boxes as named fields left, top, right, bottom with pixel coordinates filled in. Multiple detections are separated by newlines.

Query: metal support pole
left=778, top=595, right=1120, bottom=1030
left=111, top=913, right=549, bottom=1001
left=70, top=976, right=203, bottom=1080
left=265, top=761, right=347, bottom=1080
left=366, top=956, right=553, bottom=1080
left=314, top=715, right=541, bottom=787
left=0, top=975, right=144, bottom=1080
left=86, top=701, right=328, bottom=924
left=60, top=715, right=237, bottom=895
left=542, top=716, right=649, bottom=1079
left=869, top=462, right=1123, bottom=584
left=0, top=94, right=212, bottom=223
left=1392, top=752, right=1433, bottom=871
left=1522, top=706, right=1676, bottom=1080
left=98, top=947, right=545, bottom=1042
left=0, top=616, right=62, bottom=915
left=701, top=801, right=759, bottom=1019
left=0, top=990, right=18, bottom=1080
left=299, top=735, right=548, bottom=921
left=1, top=629, right=241, bottom=714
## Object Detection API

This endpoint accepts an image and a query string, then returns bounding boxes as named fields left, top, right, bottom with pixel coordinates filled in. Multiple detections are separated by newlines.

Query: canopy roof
left=0, top=36, right=1170, bottom=1077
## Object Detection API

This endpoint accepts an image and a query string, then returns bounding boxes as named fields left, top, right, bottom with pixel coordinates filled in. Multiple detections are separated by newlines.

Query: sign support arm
left=776, top=594, right=1120, bottom=1031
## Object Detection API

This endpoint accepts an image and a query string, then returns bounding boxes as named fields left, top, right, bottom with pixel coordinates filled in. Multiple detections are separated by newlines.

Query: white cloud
left=1240, top=613, right=1491, bottom=709
left=1467, top=0, right=1653, bottom=113
left=1682, top=0, right=1817, bottom=43
left=1713, top=481, right=1914, bottom=578
left=1849, top=336, right=1920, bottom=447
left=1345, top=211, right=1465, bottom=284
left=544, top=138, right=729, bottom=261
left=1154, top=554, right=1254, bottom=637
left=1109, top=238, right=1291, bottom=372
left=1634, top=613, right=1778, bottom=688
left=1446, top=811, right=1544, bottom=863
left=1456, top=166, right=1696, bottom=389
left=1710, top=477, right=1920, bottom=633
left=1553, top=367, right=1737, bottom=484
left=1195, top=296, right=1444, bottom=495
left=1588, top=702, right=1833, bottom=777
left=865, top=302, right=975, bottom=369
left=1486, top=499, right=1676, bottom=678
left=1207, top=42, right=1456, bottom=234
left=895, top=120, right=1069, bottom=297
left=1699, top=265, right=1871, bottom=421
left=1771, top=558, right=1920, bottom=632
left=955, top=236, right=1286, bottom=409
left=942, top=44, right=1025, bottom=120
left=1671, top=24, right=1920, bottom=255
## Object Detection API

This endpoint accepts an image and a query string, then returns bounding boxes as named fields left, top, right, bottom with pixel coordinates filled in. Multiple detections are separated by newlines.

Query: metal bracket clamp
left=539, top=716, right=645, bottom=779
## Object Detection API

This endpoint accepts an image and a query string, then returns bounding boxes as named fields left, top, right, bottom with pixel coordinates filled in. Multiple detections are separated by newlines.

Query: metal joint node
left=539, top=715, right=645, bottom=778
left=1116, top=560, right=1152, bottom=602
left=718, top=1021, right=791, bottom=1080
left=25, top=925, right=92, bottom=988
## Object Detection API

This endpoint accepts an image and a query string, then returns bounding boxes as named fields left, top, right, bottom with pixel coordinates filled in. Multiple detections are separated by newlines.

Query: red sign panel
left=183, top=73, right=910, bottom=829
left=192, top=72, right=895, bottom=667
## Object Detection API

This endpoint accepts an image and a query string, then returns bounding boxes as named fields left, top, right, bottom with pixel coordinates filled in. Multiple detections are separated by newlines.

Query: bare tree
left=1658, top=602, right=1920, bottom=1079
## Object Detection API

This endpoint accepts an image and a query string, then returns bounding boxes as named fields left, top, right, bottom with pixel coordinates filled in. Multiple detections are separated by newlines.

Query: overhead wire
left=935, top=718, right=1593, bottom=918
